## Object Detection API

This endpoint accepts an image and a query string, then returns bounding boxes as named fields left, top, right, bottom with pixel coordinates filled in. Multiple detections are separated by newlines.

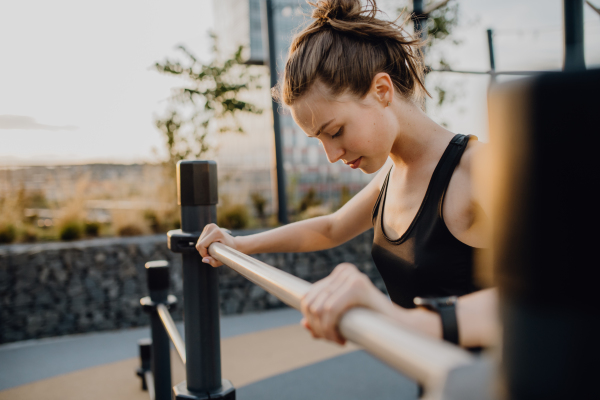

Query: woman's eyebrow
left=309, top=118, right=335, bottom=137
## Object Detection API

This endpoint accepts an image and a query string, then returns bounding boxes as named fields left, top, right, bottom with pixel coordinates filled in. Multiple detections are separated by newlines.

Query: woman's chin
left=360, top=164, right=377, bottom=174
left=361, top=159, right=385, bottom=174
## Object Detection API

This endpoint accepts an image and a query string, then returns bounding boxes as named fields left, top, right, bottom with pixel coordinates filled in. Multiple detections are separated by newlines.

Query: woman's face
left=289, top=82, right=397, bottom=174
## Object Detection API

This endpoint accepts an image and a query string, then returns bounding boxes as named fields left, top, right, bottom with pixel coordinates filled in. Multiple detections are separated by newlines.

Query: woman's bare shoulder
left=445, top=137, right=487, bottom=219
left=458, top=137, right=486, bottom=174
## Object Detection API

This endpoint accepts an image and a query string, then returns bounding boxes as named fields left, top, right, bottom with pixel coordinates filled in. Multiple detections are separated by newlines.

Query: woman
left=197, top=0, right=497, bottom=348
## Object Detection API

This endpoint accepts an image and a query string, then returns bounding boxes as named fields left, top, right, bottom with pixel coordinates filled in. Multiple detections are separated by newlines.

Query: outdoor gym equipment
left=135, top=160, right=485, bottom=400
left=135, top=65, right=600, bottom=399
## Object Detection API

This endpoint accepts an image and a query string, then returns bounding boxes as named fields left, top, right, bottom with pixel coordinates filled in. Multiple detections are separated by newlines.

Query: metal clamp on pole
left=139, top=260, right=178, bottom=400
left=168, top=160, right=235, bottom=400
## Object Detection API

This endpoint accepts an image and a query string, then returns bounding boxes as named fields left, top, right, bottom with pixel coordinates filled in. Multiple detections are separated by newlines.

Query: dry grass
left=0, top=164, right=181, bottom=243
left=110, top=209, right=149, bottom=236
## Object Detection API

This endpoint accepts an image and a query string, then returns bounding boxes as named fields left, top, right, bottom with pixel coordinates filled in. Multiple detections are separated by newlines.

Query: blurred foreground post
left=168, top=161, right=235, bottom=400
left=489, top=68, right=600, bottom=399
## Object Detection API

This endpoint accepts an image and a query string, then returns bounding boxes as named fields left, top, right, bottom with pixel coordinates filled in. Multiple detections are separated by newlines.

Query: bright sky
left=0, top=0, right=215, bottom=165
left=1, top=0, right=599, bottom=165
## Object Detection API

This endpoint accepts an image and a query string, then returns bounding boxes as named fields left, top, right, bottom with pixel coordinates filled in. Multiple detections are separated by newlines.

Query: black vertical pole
left=563, top=0, right=586, bottom=71
left=412, top=0, right=427, bottom=41
left=171, top=160, right=234, bottom=400
left=413, top=0, right=428, bottom=113
left=487, top=29, right=496, bottom=84
left=262, top=0, right=288, bottom=225
left=145, top=261, right=172, bottom=400
left=136, top=338, right=152, bottom=390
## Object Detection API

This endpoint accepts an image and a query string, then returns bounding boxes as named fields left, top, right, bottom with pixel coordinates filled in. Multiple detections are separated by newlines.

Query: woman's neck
left=388, top=99, right=455, bottom=169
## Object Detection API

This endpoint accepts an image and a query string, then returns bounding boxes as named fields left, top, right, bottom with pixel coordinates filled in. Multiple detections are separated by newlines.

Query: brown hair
left=275, top=0, right=430, bottom=106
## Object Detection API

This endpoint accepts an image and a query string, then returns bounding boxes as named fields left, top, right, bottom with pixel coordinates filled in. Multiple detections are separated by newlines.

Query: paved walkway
left=0, top=308, right=417, bottom=400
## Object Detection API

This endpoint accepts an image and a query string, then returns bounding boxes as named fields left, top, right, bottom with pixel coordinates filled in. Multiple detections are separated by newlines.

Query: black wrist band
left=414, top=296, right=459, bottom=345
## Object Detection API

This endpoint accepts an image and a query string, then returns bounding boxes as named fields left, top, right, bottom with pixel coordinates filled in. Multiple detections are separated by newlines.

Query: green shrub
left=250, top=192, right=267, bottom=219
left=118, top=224, right=143, bottom=237
left=84, top=222, right=101, bottom=237
left=0, top=224, right=17, bottom=244
left=143, top=210, right=162, bottom=233
left=21, top=227, right=38, bottom=243
left=59, top=221, right=82, bottom=241
left=338, top=185, right=353, bottom=209
left=218, top=204, right=249, bottom=230
left=298, top=188, right=321, bottom=213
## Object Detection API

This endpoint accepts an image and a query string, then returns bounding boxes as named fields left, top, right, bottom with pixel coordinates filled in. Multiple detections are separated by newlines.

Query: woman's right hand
left=195, top=223, right=237, bottom=267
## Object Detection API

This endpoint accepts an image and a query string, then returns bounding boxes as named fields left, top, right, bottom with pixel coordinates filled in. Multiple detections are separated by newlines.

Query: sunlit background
left=1, top=0, right=599, bottom=242
left=1, top=2, right=599, bottom=398
left=2, top=0, right=598, bottom=165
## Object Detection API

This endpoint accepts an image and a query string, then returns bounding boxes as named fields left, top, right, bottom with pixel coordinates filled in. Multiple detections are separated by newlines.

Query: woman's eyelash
left=331, top=127, right=343, bottom=138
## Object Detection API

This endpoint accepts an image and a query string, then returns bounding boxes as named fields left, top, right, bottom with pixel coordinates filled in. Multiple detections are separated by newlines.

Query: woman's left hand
left=300, top=263, right=380, bottom=345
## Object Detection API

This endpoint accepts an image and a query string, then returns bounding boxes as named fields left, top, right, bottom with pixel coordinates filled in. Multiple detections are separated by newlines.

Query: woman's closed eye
left=331, top=127, right=343, bottom=139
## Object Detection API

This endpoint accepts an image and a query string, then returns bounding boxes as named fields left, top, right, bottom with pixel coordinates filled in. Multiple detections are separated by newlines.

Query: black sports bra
left=371, top=134, right=480, bottom=308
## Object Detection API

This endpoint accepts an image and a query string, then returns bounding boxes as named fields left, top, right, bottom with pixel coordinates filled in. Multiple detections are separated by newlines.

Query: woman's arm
left=196, top=160, right=392, bottom=267
left=301, top=263, right=499, bottom=348
left=374, top=286, right=499, bottom=348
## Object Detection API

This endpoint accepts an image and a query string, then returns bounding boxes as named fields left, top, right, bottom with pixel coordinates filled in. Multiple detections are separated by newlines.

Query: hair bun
left=310, top=0, right=364, bottom=22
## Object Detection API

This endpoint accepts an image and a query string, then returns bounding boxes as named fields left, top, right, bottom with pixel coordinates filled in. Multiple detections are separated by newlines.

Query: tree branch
left=425, top=0, right=451, bottom=14
left=587, top=1, right=600, bottom=17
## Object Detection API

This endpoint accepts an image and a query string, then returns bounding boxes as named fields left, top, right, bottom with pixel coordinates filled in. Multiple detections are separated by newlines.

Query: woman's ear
left=371, top=72, right=394, bottom=106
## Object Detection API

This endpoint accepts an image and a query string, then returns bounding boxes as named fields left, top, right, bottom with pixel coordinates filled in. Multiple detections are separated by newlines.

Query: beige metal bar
left=156, top=303, right=186, bottom=365
left=208, top=242, right=474, bottom=394
left=144, top=370, right=155, bottom=400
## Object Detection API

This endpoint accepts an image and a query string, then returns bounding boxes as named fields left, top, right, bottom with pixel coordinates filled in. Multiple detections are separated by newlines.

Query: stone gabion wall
left=0, top=229, right=382, bottom=344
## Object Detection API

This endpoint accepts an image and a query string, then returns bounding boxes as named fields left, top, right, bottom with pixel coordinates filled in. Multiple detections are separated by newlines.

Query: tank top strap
left=371, top=166, right=393, bottom=225
left=425, top=134, right=472, bottom=211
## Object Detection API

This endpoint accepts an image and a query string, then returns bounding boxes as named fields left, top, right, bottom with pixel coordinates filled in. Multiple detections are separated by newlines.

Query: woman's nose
left=322, top=140, right=344, bottom=164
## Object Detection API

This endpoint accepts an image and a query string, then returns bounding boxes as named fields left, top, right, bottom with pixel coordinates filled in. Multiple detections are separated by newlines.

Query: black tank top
left=371, top=134, right=479, bottom=309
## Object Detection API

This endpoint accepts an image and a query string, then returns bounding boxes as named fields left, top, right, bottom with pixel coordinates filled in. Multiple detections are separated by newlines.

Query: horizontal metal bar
left=145, top=370, right=155, bottom=400
left=208, top=243, right=474, bottom=392
left=157, top=304, right=186, bottom=365
left=428, top=68, right=551, bottom=76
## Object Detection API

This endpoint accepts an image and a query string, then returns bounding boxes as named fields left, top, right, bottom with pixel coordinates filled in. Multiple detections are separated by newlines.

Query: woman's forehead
left=290, top=90, right=349, bottom=131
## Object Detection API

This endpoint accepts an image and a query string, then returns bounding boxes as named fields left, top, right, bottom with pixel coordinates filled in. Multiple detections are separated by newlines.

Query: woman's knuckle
left=335, top=263, right=349, bottom=271
left=351, top=277, right=364, bottom=289
left=300, top=300, right=310, bottom=313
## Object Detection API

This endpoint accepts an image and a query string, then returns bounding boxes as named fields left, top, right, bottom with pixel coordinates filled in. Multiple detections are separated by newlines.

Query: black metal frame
left=137, top=161, right=235, bottom=400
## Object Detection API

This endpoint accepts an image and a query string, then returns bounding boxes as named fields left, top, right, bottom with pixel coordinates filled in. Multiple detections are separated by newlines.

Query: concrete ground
left=0, top=308, right=417, bottom=400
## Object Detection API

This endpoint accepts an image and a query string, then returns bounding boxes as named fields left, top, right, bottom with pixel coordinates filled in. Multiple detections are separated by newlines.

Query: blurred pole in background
left=412, top=0, right=428, bottom=43
left=261, top=0, right=288, bottom=225
left=563, top=0, right=586, bottom=71
left=487, top=29, right=497, bottom=85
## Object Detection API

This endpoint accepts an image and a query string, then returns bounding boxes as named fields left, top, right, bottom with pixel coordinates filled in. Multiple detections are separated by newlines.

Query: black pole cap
left=145, top=260, right=170, bottom=301
left=177, top=161, right=218, bottom=206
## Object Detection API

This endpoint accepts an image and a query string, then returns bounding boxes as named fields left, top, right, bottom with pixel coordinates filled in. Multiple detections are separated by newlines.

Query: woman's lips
left=348, top=157, right=362, bottom=169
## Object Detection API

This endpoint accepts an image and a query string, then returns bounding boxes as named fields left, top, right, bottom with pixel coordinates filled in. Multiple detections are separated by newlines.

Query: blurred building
left=212, top=0, right=371, bottom=216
